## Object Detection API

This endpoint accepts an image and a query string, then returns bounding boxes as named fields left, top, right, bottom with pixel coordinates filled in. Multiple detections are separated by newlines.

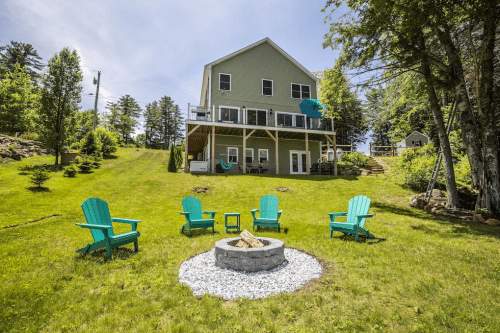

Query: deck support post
left=184, top=123, right=189, bottom=173
left=306, top=132, right=310, bottom=175
left=211, top=126, right=215, bottom=173
left=275, top=130, right=279, bottom=174
left=243, top=128, right=246, bottom=174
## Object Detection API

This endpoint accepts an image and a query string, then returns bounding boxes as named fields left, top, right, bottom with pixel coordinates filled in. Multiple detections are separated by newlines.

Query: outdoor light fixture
left=242, top=105, right=245, bottom=109
left=269, top=109, right=273, bottom=115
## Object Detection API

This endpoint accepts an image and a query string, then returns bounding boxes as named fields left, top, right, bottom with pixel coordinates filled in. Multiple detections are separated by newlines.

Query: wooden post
left=243, top=128, right=246, bottom=174
left=351, top=143, right=353, bottom=153
left=392, top=145, right=395, bottom=156
left=211, top=126, right=215, bottom=173
left=333, top=134, right=337, bottom=176
left=369, top=143, right=372, bottom=157
left=184, top=123, right=189, bottom=173
left=275, top=130, right=279, bottom=174
left=305, top=132, right=310, bottom=175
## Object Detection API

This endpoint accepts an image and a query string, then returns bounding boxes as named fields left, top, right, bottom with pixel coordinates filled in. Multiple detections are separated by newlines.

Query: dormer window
left=262, top=79, right=273, bottom=96
left=291, top=83, right=311, bottom=99
left=219, top=73, right=231, bottom=91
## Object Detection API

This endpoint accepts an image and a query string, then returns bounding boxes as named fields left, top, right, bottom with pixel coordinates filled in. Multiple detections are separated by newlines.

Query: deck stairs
left=366, top=156, right=384, bottom=174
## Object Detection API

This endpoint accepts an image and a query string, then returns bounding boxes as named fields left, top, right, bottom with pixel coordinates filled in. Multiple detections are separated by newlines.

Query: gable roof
left=200, top=37, right=317, bottom=106
left=405, top=131, right=429, bottom=140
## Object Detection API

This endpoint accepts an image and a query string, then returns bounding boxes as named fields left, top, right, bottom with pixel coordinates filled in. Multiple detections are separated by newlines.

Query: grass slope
left=1, top=149, right=499, bottom=332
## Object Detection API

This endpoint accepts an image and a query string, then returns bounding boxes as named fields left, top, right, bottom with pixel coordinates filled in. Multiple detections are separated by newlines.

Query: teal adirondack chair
left=328, top=195, right=375, bottom=242
left=76, top=198, right=141, bottom=259
left=179, top=196, right=216, bottom=236
left=252, top=194, right=283, bottom=232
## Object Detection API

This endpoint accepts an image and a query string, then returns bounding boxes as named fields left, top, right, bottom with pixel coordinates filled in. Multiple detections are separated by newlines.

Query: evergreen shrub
left=95, top=128, right=118, bottom=156
left=30, top=168, right=50, bottom=187
left=63, top=164, right=78, bottom=177
left=17, top=159, right=34, bottom=173
left=79, top=131, right=101, bottom=156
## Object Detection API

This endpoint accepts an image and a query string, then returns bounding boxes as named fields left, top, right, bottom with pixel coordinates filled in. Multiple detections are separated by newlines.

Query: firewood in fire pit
left=239, top=230, right=264, bottom=248
left=234, top=240, right=250, bottom=248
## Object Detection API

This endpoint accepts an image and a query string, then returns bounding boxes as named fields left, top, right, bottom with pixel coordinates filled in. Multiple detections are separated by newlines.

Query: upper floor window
left=291, top=83, right=311, bottom=99
left=247, top=109, right=267, bottom=126
left=220, top=106, right=239, bottom=123
left=262, top=79, right=273, bottom=96
left=219, top=73, right=231, bottom=91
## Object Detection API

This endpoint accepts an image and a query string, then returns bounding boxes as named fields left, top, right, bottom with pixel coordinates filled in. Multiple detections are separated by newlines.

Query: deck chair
left=310, top=163, right=320, bottom=175
left=179, top=196, right=216, bottom=236
left=328, top=195, right=375, bottom=242
left=251, top=194, right=283, bottom=232
left=76, top=198, right=141, bottom=259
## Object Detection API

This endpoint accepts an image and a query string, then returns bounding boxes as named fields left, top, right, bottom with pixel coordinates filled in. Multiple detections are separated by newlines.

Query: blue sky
left=1, top=0, right=370, bottom=153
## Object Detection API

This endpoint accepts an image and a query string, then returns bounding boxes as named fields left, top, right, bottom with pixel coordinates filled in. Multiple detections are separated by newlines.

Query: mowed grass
left=1, top=149, right=499, bottom=332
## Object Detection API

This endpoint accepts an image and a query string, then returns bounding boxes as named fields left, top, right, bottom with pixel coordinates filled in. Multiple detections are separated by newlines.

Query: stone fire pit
left=214, top=236, right=286, bottom=272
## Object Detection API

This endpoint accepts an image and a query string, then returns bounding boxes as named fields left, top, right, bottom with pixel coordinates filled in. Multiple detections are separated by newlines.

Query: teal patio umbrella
left=299, top=99, right=326, bottom=118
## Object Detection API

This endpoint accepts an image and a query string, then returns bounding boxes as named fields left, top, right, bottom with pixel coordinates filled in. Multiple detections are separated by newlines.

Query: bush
left=168, top=147, right=178, bottom=172
left=69, top=141, right=81, bottom=151
left=396, top=143, right=443, bottom=192
left=17, top=159, right=34, bottom=173
left=63, top=164, right=78, bottom=177
left=455, top=154, right=471, bottom=185
left=339, top=151, right=369, bottom=168
left=18, top=132, right=39, bottom=141
left=77, top=155, right=95, bottom=173
left=95, top=128, right=118, bottom=156
left=29, top=168, right=50, bottom=187
left=175, top=146, right=183, bottom=170
left=79, top=131, right=102, bottom=156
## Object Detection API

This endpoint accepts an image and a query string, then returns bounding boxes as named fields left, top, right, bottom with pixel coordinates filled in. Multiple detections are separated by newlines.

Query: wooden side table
left=224, top=213, right=241, bottom=233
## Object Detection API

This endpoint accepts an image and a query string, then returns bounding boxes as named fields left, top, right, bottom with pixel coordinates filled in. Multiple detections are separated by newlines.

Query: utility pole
left=92, top=71, right=101, bottom=130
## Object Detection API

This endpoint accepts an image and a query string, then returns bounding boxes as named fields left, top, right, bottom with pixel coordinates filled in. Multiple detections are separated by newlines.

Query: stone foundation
left=214, top=237, right=285, bottom=272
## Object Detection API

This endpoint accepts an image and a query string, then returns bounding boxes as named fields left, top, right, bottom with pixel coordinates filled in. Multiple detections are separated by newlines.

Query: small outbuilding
left=396, top=131, right=430, bottom=156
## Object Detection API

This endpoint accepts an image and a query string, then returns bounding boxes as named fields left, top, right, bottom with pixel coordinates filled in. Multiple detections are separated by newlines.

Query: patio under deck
left=184, top=120, right=338, bottom=175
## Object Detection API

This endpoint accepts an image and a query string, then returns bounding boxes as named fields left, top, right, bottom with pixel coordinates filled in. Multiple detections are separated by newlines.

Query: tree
left=323, top=0, right=462, bottom=208
left=158, top=96, right=174, bottom=150
left=318, top=65, right=369, bottom=147
left=79, top=131, right=101, bottom=156
left=95, top=127, right=118, bottom=156
left=143, top=101, right=162, bottom=148
left=0, top=63, right=39, bottom=133
left=73, top=109, right=96, bottom=143
left=105, top=95, right=141, bottom=144
left=38, top=47, right=83, bottom=165
left=0, top=41, right=44, bottom=83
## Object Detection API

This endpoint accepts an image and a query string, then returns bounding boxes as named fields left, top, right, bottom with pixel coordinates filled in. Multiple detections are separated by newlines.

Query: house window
left=245, top=148, right=253, bottom=164
left=219, top=73, right=231, bottom=91
left=220, top=107, right=239, bottom=123
left=228, top=147, right=238, bottom=163
left=247, top=109, right=267, bottom=126
left=277, top=113, right=293, bottom=127
left=258, top=149, right=268, bottom=163
left=412, top=140, right=422, bottom=147
left=262, top=79, right=273, bottom=96
left=291, top=83, right=311, bottom=99
left=296, top=115, right=305, bottom=128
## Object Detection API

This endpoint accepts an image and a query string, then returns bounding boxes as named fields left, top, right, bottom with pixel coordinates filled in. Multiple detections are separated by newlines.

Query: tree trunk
left=55, top=147, right=59, bottom=165
left=479, top=14, right=500, bottom=213
left=418, top=31, right=460, bottom=208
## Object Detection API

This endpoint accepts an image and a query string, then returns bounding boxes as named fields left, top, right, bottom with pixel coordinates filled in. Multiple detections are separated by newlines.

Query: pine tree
left=0, top=41, right=44, bottom=83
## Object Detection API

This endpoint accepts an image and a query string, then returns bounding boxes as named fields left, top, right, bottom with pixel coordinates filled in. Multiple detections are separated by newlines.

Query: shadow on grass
left=26, top=186, right=51, bottom=193
left=103, top=155, right=118, bottom=160
left=76, top=247, right=137, bottom=262
left=371, top=202, right=428, bottom=219
left=181, top=229, right=220, bottom=238
left=331, top=233, right=387, bottom=244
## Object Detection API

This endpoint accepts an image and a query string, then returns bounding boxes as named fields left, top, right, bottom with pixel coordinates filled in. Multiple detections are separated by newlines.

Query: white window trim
left=245, top=148, right=254, bottom=163
left=228, top=147, right=238, bottom=163
left=219, top=73, right=231, bottom=91
left=258, top=149, right=269, bottom=163
left=219, top=105, right=240, bottom=123
left=275, top=111, right=309, bottom=128
left=291, top=83, right=311, bottom=99
left=246, top=108, right=268, bottom=126
left=262, top=79, right=273, bottom=96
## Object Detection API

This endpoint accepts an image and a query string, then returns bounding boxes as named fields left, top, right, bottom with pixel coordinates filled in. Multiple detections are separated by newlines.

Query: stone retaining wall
left=214, top=237, right=286, bottom=272
left=0, top=134, right=49, bottom=161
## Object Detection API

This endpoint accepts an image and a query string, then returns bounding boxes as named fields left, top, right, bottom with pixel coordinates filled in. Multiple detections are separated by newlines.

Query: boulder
left=431, top=189, right=442, bottom=197
left=424, top=205, right=433, bottom=213
left=472, top=214, right=485, bottom=223
left=484, top=219, right=500, bottom=226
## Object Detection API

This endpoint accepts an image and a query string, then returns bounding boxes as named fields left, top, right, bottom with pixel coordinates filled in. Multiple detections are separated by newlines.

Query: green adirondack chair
left=76, top=198, right=141, bottom=259
left=179, top=196, right=216, bottom=236
left=252, top=194, right=283, bottom=232
left=328, top=195, right=375, bottom=242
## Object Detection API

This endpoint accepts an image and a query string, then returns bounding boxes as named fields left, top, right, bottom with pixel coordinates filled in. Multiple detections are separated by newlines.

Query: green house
left=185, top=38, right=336, bottom=175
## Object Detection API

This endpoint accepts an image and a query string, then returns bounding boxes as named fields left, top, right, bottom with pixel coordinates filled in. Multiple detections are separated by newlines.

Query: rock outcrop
left=0, top=134, right=49, bottom=162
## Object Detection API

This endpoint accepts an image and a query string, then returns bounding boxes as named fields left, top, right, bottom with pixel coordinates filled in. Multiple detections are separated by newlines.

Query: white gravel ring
left=179, top=248, right=322, bottom=300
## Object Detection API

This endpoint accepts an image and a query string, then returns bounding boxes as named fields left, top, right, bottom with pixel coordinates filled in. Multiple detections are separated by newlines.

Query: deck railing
left=186, top=104, right=333, bottom=131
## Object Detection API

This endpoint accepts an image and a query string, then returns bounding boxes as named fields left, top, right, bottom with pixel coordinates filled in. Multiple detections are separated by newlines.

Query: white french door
left=290, top=150, right=309, bottom=174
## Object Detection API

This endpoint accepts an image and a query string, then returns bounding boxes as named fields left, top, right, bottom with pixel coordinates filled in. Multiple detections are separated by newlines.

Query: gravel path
left=179, top=248, right=322, bottom=300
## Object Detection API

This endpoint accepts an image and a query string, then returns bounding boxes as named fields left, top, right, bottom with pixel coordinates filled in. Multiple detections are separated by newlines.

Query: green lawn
left=1, top=149, right=499, bottom=332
